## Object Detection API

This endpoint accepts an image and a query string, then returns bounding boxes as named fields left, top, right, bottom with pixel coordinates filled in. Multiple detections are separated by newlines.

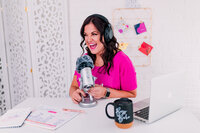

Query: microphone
left=76, top=55, right=95, bottom=92
left=75, top=55, right=97, bottom=108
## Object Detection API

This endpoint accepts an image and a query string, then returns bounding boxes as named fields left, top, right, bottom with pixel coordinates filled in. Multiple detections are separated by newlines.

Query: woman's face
left=84, top=22, right=105, bottom=56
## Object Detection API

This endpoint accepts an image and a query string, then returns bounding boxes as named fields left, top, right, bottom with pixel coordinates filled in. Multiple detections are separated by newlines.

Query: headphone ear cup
left=104, top=24, right=114, bottom=43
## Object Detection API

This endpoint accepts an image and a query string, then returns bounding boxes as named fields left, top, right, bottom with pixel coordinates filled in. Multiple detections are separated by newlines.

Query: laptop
left=133, top=71, right=186, bottom=123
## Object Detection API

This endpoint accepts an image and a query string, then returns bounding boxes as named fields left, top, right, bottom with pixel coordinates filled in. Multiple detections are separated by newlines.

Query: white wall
left=143, top=0, right=200, bottom=119
left=68, top=0, right=125, bottom=76
left=68, top=0, right=200, bottom=119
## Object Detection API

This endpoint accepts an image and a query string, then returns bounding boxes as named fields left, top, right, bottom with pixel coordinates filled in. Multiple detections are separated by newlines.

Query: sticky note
left=134, top=22, right=147, bottom=35
left=138, top=42, right=153, bottom=56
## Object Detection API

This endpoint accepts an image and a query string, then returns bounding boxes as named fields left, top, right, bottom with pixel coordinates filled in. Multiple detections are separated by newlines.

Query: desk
left=0, top=98, right=200, bottom=133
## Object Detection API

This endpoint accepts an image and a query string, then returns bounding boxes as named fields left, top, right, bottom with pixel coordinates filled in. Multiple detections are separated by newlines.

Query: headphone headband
left=90, top=14, right=110, bottom=24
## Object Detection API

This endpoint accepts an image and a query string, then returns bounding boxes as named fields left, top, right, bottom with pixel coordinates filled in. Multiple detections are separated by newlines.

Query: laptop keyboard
left=134, top=106, right=149, bottom=120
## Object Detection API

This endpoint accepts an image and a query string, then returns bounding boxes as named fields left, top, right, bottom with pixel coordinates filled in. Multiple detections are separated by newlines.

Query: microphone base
left=79, top=98, right=97, bottom=108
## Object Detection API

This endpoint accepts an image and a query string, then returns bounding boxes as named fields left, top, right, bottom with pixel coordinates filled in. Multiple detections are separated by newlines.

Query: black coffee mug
left=105, top=98, right=133, bottom=129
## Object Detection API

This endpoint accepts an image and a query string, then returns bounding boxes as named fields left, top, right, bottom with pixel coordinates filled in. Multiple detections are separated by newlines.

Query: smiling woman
left=69, top=14, right=137, bottom=104
left=84, top=23, right=104, bottom=56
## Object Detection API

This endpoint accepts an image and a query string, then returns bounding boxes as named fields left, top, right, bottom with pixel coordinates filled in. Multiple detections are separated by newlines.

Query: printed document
left=25, top=105, right=80, bottom=130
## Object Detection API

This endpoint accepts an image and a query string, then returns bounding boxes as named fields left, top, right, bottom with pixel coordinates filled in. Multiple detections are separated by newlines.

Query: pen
left=62, top=108, right=85, bottom=113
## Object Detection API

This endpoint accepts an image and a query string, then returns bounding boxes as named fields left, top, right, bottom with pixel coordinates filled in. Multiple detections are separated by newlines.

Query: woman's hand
left=71, top=89, right=86, bottom=104
left=88, top=84, right=106, bottom=99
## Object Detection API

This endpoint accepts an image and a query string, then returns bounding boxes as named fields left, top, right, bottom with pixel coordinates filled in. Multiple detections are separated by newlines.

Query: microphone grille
left=76, top=55, right=94, bottom=73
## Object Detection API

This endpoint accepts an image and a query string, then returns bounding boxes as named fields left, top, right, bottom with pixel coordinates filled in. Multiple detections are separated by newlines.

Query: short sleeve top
left=74, top=51, right=137, bottom=91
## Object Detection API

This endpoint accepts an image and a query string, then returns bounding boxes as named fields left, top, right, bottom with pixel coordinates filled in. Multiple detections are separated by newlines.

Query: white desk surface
left=0, top=98, right=200, bottom=133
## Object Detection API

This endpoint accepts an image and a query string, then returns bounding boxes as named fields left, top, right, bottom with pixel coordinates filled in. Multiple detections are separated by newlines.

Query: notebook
left=0, top=107, right=32, bottom=128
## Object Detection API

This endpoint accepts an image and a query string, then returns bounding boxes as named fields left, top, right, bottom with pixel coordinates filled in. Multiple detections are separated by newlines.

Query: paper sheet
left=25, top=106, right=80, bottom=130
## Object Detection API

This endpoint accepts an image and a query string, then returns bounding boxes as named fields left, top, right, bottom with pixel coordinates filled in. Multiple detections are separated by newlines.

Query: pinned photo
left=138, top=42, right=153, bottom=56
left=134, top=22, right=147, bottom=35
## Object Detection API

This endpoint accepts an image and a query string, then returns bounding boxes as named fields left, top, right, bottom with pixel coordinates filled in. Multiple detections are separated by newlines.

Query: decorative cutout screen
left=0, top=1, right=11, bottom=114
left=27, top=0, right=70, bottom=98
left=0, top=58, right=7, bottom=115
left=2, top=0, right=33, bottom=106
left=0, top=0, right=70, bottom=111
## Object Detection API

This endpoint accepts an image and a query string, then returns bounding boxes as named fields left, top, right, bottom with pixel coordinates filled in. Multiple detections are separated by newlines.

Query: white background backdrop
left=0, top=0, right=200, bottom=120
left=68, top=0, right=200, bottom=119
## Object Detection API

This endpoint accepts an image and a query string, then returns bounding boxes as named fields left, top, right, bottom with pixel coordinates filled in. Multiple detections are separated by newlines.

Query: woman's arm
left=69, top=75, right=79, bottom=96
left=109, top=88, right=137, bottom=98
left=88, top=84, right=137, bottom=99
left=69, top=75, right=86, bottom=104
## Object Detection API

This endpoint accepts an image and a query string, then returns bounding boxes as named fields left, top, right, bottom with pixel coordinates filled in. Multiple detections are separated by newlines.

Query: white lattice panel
left=0, top=1, right=11, bottom=115
left=0, top=58, right=10, bottom=115
left=2, top=0, right=33, bottom=106
left=0, top=59, right=6, bottom=115
left=27, top=0, right=71, bottom=98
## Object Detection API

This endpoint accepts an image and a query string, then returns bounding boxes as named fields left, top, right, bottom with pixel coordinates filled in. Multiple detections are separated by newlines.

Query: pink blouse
left=74, top=51, right=137, bottom=91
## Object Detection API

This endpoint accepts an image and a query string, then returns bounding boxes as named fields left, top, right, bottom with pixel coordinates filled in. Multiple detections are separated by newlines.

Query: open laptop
left=133, top=71, right=186, bottom=123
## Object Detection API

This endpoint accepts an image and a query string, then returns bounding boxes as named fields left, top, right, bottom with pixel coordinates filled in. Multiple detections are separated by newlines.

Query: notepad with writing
left=25, top=105, right=80, bottom=130
left=0, top=108, right=32, bottom=128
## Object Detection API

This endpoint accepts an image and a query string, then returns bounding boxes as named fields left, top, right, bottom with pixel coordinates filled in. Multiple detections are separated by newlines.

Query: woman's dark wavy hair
left=80, top=14, right=120, bottom=75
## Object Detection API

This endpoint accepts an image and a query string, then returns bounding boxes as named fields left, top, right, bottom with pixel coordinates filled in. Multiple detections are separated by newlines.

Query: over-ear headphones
left=89, top=14, right=114, bottom=43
